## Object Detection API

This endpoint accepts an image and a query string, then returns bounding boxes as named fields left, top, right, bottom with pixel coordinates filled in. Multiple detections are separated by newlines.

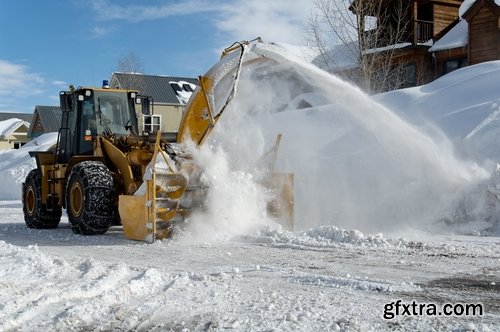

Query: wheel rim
left=69, top=182, right=84, bottom=217
left=25, top=185, right=36, bottom=216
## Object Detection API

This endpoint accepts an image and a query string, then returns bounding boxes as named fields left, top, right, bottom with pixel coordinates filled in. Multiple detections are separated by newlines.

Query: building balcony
left=415, top=20, right=433, bottom=44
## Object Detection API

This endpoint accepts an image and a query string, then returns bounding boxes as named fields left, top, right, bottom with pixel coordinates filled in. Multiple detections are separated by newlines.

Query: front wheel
left=22, top=169, right=62, bottom=228
left=66, top=161, right=116, bottom=235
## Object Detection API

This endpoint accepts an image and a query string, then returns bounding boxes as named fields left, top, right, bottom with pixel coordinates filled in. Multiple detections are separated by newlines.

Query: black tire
left=66, top=161, right=116, bottom=235
left=22, top=169, right=62, bottom=229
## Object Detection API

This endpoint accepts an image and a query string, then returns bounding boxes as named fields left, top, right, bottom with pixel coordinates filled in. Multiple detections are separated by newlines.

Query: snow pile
left=375, top=62, right=500, bottom=234
left=0, top=132, right=57, bottom=200
left=375, top=61, right=500, bottom=164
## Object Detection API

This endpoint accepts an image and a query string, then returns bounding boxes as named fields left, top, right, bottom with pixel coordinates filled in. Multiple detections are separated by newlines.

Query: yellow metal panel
left=100, top=137, right=137, bottom=194
left=119, top=195, right=149, bottom=241
left=177, top=76, right=213, bottom=145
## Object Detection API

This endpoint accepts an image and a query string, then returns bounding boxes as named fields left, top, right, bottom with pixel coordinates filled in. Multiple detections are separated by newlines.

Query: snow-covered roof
left=364, top=42, right=412, bottom=55
left=311, top=42, right=359, bottom=72
left=460, top=0, right=500, bottom=18
left=273, top=42, right=320, bottom=63
left=0, top=118, right=29, bottom=138
left=429, top=19, right=468, bottom=52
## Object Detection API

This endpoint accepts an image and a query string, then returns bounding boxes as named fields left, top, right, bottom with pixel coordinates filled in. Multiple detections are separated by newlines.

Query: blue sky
left=0, top=0, right=316, bottom=114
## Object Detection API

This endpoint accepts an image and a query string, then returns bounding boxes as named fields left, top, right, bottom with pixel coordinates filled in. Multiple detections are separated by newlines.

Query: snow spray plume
left=174, top=140, right=274, bottom=244
left=202, top=47, right=488, bottom=234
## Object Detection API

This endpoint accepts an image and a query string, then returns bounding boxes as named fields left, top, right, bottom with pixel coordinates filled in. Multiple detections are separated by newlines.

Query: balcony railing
left=360, top=20, right=434, bottom=49
left=415, top=20, right=433, bottom=44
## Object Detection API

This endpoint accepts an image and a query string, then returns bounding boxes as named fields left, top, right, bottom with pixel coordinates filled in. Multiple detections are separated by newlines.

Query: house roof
left=110, top=73, right=198, bottom=105
left=312, top=42, right=360, bottom=72
left=0, top=112, right=33, bottom=122
left=0, top=118, right=29, bottom=138
left=429, top=19, right=468, bottom=52
left=431, top=0, right=499, bottom=52
left=461, top=0, right=500, bottom=19
left=28, top=106, right=62, bottom=135
left=349, top=0, right=392, bottom=14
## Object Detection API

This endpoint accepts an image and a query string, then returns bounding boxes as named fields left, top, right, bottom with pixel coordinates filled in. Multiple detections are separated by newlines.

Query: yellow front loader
left=22, top=39, right=294, bottom=242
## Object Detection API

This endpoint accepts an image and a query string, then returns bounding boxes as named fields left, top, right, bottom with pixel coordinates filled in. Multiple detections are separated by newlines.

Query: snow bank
left=374, top=62, right=500, bottom=235
left=375, top=61, right=500, bottom=164
left=0, top=133, right=57, bottom=200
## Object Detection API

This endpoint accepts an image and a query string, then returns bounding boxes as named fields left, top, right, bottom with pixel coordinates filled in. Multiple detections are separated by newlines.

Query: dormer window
left=170, top=83, right=182, bottom=92
left=183, top=84, right=194, bottom=92
left=169, top=81, right=197, bottom=104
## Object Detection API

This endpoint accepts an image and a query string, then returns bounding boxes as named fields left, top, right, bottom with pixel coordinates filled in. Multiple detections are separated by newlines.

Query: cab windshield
left=94, top=91, right=136, bottom=136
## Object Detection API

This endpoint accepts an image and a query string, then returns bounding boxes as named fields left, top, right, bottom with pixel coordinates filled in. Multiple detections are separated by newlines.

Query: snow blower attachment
left=119, top=132, right=189, bottom=241
left=22, top=38, right=294, bottom=242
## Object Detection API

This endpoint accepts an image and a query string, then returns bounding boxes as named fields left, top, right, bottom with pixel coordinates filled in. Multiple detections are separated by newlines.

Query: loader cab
left=57, top=87, right=141, bottom=163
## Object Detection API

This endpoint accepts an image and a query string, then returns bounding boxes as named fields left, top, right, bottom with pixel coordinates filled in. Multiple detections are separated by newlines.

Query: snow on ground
left=0, top=201, right=498, bottom=331
left=0, top=46, right=499, bottom=331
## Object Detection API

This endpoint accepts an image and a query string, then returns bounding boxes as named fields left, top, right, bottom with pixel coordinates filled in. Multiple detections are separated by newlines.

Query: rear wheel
left=66, top=161, right=116, bottom=235
left=22, top=169, right=62, bottom=228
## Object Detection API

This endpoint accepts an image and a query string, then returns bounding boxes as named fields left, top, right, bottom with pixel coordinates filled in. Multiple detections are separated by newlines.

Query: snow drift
left=375, top=61, right=500, bottom=165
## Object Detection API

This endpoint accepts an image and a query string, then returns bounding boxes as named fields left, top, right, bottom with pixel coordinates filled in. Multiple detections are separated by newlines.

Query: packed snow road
left=0, top=201, right=498, bottom=331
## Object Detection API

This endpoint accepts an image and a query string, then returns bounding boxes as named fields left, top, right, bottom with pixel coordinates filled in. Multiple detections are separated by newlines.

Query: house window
left=403, top=63, right=417, bottom=87
left=183, top=84, right=194, bottom=92
left=381, top=63, right=417, bottom=91
left=13, top=142, right=25, bottom=149
left=170, top=83, right=182, bottom=92
left=143, top=115, right=161, bottom=134
left=443, top=58, right=467, bottom=75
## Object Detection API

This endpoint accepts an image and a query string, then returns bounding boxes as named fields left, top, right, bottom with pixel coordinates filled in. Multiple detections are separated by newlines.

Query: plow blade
left=119, top=173, right=188, bottom=242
